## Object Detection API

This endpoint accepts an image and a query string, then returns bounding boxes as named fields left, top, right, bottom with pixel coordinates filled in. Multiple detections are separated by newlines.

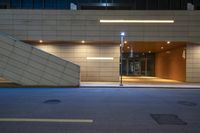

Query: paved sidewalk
left=81, top=82, right=200, bottom=89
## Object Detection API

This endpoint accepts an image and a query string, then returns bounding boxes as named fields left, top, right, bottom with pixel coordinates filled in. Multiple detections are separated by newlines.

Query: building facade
left=0, top=0, right=200, bottom=84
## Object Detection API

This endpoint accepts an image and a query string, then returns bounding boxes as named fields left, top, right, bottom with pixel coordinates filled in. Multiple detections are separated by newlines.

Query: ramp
left=0, top=33, right=80, bottom=86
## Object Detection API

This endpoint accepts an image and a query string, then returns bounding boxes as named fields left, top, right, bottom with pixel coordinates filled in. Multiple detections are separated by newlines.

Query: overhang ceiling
left=24, top=40, right=186, bottom=53
left=123, top=41, right=186, bottom=53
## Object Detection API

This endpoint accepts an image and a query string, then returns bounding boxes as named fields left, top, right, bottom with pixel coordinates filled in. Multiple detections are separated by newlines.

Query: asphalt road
left=0, top=87, right=200, bottom=133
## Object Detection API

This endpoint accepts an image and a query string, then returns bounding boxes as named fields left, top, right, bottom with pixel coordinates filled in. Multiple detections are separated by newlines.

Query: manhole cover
left=178, top=101, right=197, bottom=107
left=43, top=99, right=61, bottom=104
left=150, top=114, right=187, bottom=125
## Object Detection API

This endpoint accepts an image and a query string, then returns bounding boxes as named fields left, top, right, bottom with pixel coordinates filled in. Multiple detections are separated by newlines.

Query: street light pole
left=120, top=32, right=125, bottom=86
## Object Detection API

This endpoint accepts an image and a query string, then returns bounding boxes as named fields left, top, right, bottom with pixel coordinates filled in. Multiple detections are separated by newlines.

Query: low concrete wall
left=0, top=33, right=80, bottom=86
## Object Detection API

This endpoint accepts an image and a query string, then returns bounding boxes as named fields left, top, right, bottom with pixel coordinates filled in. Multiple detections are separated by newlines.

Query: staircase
left=0, top=33, right=80, bottom=86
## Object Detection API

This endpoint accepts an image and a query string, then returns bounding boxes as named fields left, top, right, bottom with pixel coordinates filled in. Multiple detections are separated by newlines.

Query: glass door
left=121, top=53, right=155, bottom=76
left=129, top=59, right=141, bottom=76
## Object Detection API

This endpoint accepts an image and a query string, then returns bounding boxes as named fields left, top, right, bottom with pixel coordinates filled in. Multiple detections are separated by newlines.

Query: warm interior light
left=100, top=20, right=174, bottom=23
left=39, top=40, right=43, bottom=43
left=124, top=41, right=127, bottom=44
left=167, top=41, right=171, bottom=44
left=87, top=57, right=114, bottom=60
left=161, top=47, right=164, bottom=49
left=81, top=40, right=85, bottom=43
left=148, top=51, right=152, bottom=53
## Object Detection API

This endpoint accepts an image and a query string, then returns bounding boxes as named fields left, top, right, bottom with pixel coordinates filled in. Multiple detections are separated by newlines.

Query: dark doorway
left=121, top=52, right=155, bottom=76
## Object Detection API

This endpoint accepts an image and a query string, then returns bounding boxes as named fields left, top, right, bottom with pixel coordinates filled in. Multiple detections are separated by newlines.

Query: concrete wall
left=186, top=44, right=200, bottom=82
left=155, top=46, right=186, bottom=82
left=1, top=9, right=200, bottom=82
left=0, top=33, right=80, bottom=86
left=0, top=10, right=200, bottom=42
left=36, top=44, right=119, bottom=82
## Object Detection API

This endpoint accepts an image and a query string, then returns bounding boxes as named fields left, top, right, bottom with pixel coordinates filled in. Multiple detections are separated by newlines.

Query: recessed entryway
left=121, top=41, right=186, bottom=83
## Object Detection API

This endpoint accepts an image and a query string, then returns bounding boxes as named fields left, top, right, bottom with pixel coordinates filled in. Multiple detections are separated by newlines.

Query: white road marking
left=0, top=118, right=93, bottom=123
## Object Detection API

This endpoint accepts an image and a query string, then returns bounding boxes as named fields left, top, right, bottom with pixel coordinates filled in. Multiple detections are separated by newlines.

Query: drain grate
left=178, top=101, right=197, bottom=107
left=150, top=114, right=187, bottom=125
left=43, top=99, right=61, bottom=104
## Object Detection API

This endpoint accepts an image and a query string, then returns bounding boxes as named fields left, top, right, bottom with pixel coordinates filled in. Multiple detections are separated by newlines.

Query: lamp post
left=120, top=32, right=125, bottom=86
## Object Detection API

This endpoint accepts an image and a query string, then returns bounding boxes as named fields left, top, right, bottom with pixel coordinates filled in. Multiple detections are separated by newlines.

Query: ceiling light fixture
left=39, top=40, right=43, bottom=43
left=100, top=20, right=174, bottom=23
left=81, top=40, right=85, bottom=43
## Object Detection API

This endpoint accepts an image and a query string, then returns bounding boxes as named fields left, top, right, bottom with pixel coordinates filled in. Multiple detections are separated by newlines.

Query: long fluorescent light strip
left=87, top=57, right=114, bottom=60
left=100, top=20, right=174, bottom=23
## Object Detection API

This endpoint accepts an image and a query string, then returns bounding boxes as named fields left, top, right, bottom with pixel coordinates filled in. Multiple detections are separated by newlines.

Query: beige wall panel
left=0, top=34, right=80, bottom=86
left=186, top=44, right=200, bottom=82
left=36, top=43, right=119, bottom=82
left=1, top=10, right=200, bottom=42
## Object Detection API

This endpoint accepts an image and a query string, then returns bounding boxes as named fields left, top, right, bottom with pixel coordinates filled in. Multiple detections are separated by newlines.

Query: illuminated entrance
left=120, top=41, right=186, bottom=82
left=122, top=53, right=155, bottom=76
